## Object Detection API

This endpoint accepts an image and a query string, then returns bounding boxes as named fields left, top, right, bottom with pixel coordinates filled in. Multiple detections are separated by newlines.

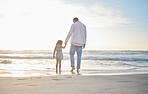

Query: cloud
left=0, top=0, right=133, bottom=50
left=0, top=0, right=132, bottom=28
left=60, top=1, right=133, bottom=27
left=88, top=4, right=132, bottom=27
left=0, top=14, right=5, bottom=18
left=0, top=0, right=7, bottom=4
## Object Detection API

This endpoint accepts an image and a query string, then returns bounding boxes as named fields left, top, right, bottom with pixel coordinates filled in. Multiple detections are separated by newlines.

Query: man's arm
left=83, top=25, right=87, bottom=49
left=65, top=24, right=74, bottom=43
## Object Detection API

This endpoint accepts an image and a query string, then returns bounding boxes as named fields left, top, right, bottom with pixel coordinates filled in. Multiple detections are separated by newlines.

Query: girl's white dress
left=56, top=45, right=63, bottom=60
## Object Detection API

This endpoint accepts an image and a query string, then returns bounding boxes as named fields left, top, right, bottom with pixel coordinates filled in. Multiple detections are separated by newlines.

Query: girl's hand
left=60, top=45, right=66, bottom=49
left=63, top=45, right=66, bottom=49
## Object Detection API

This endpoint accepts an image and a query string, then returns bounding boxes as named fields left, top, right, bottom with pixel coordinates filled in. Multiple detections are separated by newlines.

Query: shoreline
left=0, top=70, right=148, bottom=77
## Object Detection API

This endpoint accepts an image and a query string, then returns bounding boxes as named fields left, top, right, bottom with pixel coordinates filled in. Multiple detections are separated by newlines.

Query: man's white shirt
left=65, top=21, right=87, bottom=46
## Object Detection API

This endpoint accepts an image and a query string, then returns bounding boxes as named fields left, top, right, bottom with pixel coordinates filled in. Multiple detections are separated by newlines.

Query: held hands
left=65, top=42, right=67, bottom=46
left=63, top=42, right=67, bottom=49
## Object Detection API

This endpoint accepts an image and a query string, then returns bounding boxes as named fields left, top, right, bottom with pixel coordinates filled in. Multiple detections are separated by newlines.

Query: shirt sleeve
left=65, top=24, right=75, bottom=43
left=84, top=25, right=87, bottom=44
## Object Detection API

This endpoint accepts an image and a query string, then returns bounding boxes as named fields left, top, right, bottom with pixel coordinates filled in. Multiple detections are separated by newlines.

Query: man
left=65, top=17, right=87, bottom=73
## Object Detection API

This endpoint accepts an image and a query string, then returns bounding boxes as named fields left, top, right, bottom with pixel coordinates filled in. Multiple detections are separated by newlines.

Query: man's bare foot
left=77, top=69, right=80, bottom=74
left=70, top=67, right=75, bottom=73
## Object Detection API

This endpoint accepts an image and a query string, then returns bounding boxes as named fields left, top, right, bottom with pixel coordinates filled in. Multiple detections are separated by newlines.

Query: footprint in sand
left=117, top=80, right=132, bottom=82
left=52, top=75, right=72, bottom=81
left=52, top=78, right=66, bottom=81
left=27, top=84, right=38, bottom=86
left=17, top=78, right=27, bottom=80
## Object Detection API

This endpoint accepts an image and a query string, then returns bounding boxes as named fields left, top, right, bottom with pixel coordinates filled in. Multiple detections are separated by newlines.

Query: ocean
left=0, top=50, right=148, bottom=77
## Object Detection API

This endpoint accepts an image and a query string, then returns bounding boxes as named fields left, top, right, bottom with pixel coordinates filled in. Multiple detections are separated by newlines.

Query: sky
left=0, top=0, right=148, bottom=50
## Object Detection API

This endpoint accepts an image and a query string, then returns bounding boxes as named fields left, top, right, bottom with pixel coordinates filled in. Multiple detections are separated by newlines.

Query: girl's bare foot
left=56, top=70, right=58, bottom=74
left=59, top=70, right=61, bottom=74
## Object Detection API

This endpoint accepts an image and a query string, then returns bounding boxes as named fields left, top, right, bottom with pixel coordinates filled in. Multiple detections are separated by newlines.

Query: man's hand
left=83, top=44, right=85, bottom=49
left=64, top=42, right=67, bottom=48
left=65, top=42, right=67, bottom=45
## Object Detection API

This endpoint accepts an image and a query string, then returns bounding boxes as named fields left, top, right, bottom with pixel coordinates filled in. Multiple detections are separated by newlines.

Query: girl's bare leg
left=59, top=60, right=61, bottom=74
left=56, top=60, right=58, bottom=74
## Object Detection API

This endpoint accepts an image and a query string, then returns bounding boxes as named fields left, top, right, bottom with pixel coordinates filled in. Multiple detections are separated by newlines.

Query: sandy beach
left=0, top=74, right=148, bottom=94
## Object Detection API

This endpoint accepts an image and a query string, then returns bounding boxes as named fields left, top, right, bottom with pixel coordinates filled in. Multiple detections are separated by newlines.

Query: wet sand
left=0, top=74, right=148, bottom=94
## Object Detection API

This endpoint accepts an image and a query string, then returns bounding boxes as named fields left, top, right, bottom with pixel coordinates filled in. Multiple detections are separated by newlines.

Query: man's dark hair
left=73, top=17, right=79, bottom=21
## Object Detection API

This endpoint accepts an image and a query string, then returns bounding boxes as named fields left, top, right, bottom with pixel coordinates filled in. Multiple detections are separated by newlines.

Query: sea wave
left=83, top=50, right=148, bottom=55
left=0, top=56, right=148, bottom=61
left=0, top=50, right=148, bottom=62
left=1, top=50, right=148, bottom=54
left=82, top=56, right=148, bottom=61
left=0, top=50, right=52, bottom=54
left=0, top=60, right=12, bottom=64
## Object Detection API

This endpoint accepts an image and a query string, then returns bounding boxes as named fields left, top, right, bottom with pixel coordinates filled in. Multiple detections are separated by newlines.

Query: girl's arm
left=63, top=44, right=67, bottom=48
left=60, top=44, right=67, bottom=49
left=53, top=47, right=56, bottom=58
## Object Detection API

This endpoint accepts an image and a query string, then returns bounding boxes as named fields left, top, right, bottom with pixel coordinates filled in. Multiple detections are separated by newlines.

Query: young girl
left=53, top=40, right=66, bottom=74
